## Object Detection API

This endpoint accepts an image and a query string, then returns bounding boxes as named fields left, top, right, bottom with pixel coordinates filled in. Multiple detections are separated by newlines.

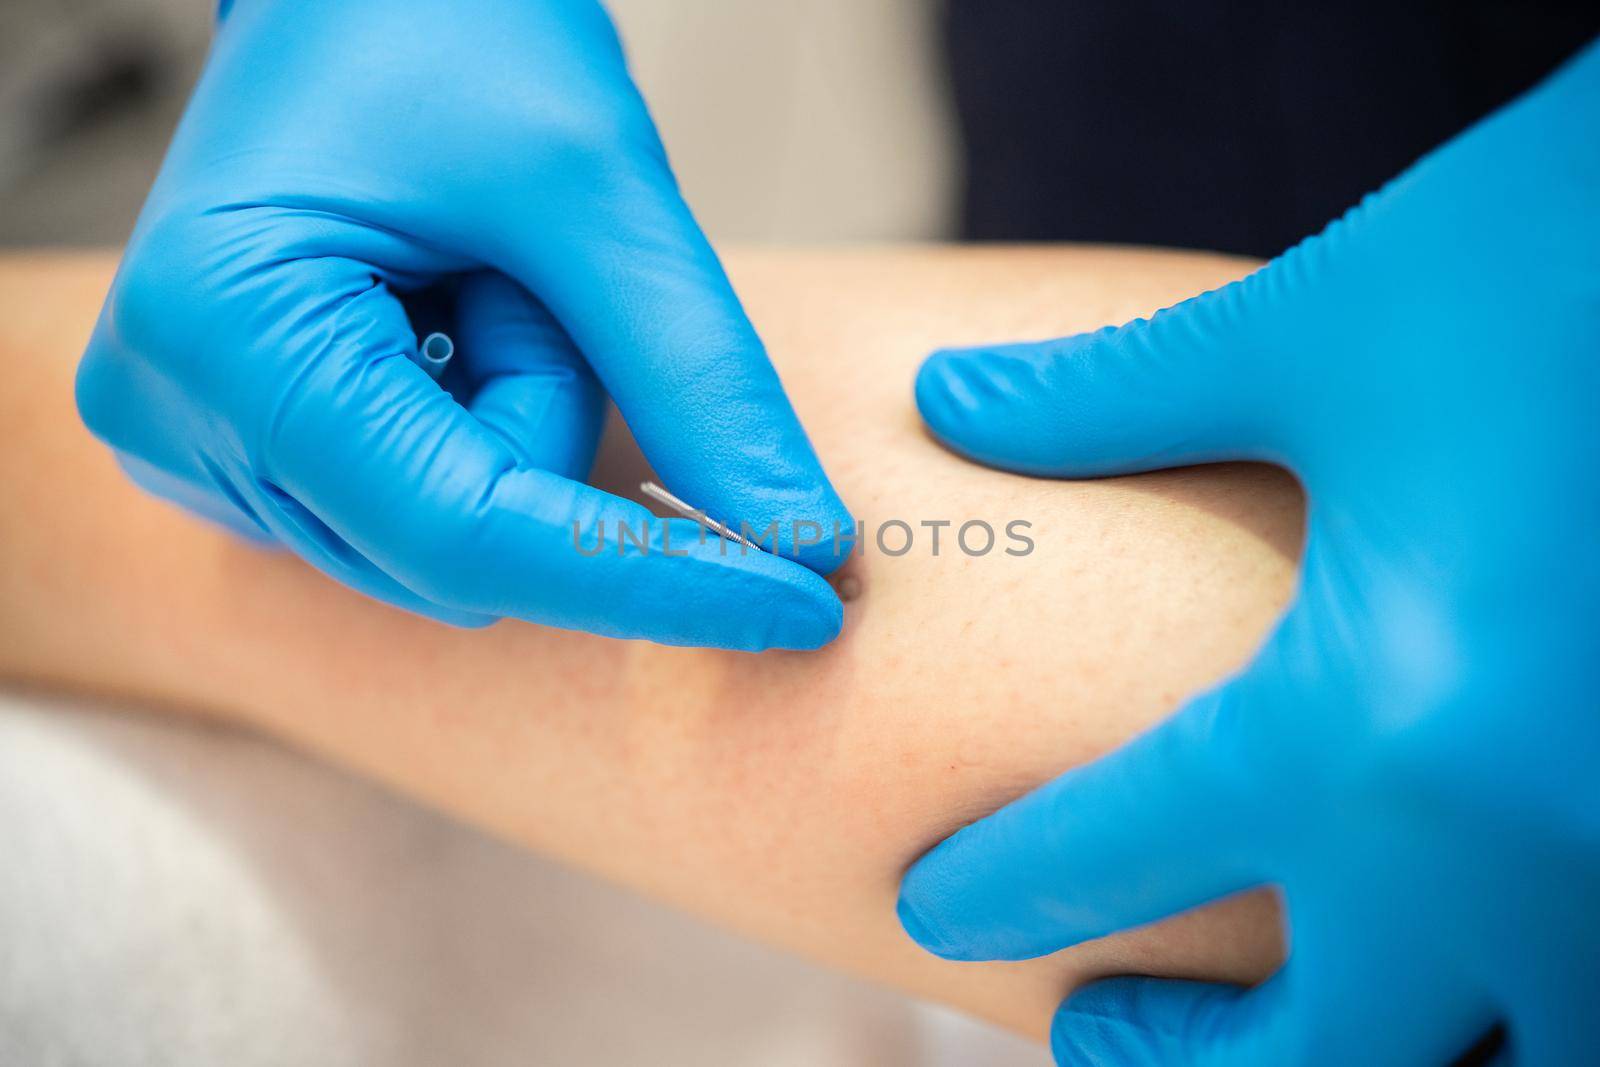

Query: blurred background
left=0, top=0, right=957, bottom=246
left=6, top=0, right=1596, bottom=255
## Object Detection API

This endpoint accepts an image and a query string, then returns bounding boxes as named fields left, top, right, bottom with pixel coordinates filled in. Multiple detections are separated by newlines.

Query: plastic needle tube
left=415, top=331, right=455, bottom=380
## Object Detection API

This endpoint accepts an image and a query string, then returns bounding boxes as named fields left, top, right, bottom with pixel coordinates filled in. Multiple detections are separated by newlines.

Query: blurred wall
left=610, top=0, right=955, bottom=241
left=0, top=0, right=955, bottom=245
left=0, top=0, right=210, bottom=245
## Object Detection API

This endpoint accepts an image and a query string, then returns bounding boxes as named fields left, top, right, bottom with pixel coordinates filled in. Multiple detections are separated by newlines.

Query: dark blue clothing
left=944, top=1, right=1599, bottom=256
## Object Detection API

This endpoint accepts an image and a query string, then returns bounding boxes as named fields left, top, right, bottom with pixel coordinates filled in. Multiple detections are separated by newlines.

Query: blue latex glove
left=899, top=39, right=1600, bottom=1066
left=76, top=0, right=850, bottom=650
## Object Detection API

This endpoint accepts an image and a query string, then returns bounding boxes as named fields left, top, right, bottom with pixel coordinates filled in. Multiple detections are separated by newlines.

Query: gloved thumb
left=914, top=274, right=1290, bottom=477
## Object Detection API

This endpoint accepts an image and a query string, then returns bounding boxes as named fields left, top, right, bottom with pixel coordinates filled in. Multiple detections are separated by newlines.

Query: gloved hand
left=76, top=0, right=851, bottom=650
left=898, top=38, right=1600, bottom=1066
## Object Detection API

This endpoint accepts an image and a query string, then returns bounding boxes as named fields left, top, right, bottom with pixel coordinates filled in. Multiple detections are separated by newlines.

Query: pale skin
left=0, top=246, right=1303, bottom=1043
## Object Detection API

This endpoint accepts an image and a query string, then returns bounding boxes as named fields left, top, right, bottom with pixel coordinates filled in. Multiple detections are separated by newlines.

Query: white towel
left=0, top=692, right=1042, bottom=1066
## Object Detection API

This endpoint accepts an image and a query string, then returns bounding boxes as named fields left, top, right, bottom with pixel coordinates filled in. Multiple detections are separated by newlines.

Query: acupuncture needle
left=639, top=480, right=760, bottom=551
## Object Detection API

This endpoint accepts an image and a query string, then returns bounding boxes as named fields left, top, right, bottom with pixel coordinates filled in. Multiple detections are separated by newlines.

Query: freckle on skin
left=830, top=557, right=866, bottom=603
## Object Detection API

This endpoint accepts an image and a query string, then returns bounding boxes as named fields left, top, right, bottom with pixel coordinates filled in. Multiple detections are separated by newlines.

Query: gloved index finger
left=494, top=156, right=853, bottom=576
